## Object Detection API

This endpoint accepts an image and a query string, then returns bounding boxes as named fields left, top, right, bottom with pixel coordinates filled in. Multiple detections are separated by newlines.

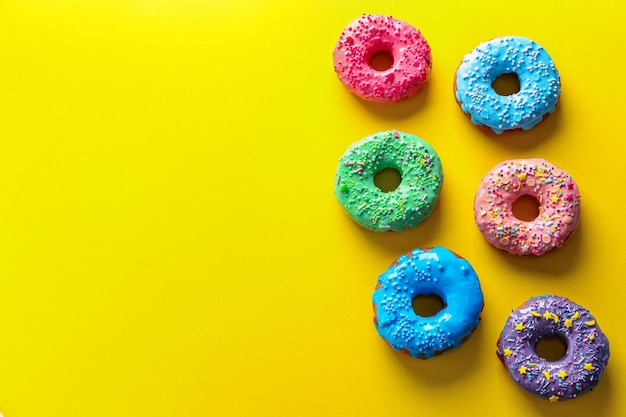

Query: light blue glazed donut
left=454, top=36, right=561, bottom=134
left=372, top=247, right=484, bottom=359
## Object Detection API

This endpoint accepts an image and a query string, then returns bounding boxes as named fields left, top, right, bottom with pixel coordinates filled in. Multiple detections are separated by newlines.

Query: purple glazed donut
left=497, top=295, right=610, bottom=402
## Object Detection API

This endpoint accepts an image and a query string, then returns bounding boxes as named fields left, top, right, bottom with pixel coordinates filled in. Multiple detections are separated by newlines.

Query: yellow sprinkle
left=530, top=311, right=542, bottom=318
left=552, top=314, right=559, bottom=324
left=543, top=311, right=553, bottom=320
left=565, top=319, right=573, bottom=328
left=503, top=348, right=513, bottom=357
left=589, top=335, right=595, bottom=341
left=559, top=369, right=568, bottom=380
left=519, top=366, right=527, bottom=375
left=572, top=311, right=580, bottom=320
left=515, top=323, right=525, bottom=331
left=529, top=362, right=537, bottom=368
left=584, top=363, right=595, bottom=372
left=549, top=395, right=559, bottom=403
left=585, top=320, right=596, bottom=326
left=518, top=173, right=527, bottom=181
left=551, top=196, right=559, bottom=203
left=543, top=370, right=551, bottom=381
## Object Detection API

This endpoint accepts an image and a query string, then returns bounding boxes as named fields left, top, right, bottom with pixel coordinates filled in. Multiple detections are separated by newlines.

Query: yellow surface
left=0, top=1, right=624, bottom=416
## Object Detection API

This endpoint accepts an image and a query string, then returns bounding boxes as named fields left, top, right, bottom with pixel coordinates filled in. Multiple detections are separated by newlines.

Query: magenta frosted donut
left=497, top=295, right=610, bottom=401
left=333, top=14, right=432, bottom=102
left=474, top=159, right=580, bottom=256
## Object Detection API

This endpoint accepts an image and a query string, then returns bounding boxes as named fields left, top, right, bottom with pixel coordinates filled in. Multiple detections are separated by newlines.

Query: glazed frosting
left=474, top=158, right=580, bottom=256
left=497, top=295, right=610, bottom=401
left=372, top=247, right=484, bottom=359
left=333, top=14, right=432, bottom=102
left=334, top=130, right=443, bottom=232
left=454, top=36, right=561, bottom=133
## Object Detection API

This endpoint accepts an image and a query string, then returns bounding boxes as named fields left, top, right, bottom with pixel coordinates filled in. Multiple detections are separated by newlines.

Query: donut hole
left=369, top=49, right=394, bottom=72
left=492, top=72, right=521, bottom=96
left=412, top=294, right=446, bottom=317
left=374, top=167, right=402, bottom=193
left=535, top=334, right=568, bottom=362
left=512, top=195, right=540, bottom=221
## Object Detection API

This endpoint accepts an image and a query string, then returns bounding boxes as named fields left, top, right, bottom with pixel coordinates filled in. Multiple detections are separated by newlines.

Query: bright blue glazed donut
left=372, top=247, right=484, bottom=359
left=454, top=36, right=561, bottom=134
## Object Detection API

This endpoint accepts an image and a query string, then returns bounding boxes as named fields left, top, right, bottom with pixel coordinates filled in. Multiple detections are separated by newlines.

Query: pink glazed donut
left=333, top=14, right=432, bottom=102
left=474, top=159, right=580, bottom=256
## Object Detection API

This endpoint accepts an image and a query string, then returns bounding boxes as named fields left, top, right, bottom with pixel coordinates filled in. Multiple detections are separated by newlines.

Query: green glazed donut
left=334, top=130, right=443, bottom=231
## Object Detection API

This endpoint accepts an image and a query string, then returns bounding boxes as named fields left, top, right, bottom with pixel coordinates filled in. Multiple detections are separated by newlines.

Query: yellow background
left=0, top=1, right=624, bottom=416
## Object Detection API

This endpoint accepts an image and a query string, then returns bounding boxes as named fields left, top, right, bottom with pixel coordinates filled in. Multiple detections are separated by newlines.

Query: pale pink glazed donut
left=333, top=14, right=432, bottom=103
left=474, top=159, right=580, bottom=256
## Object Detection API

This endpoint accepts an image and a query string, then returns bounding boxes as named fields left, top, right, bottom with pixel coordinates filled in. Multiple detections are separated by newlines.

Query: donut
left=497, top=295, right=610, bottom=401
left=334, top=130, right=443, bottom=232
left=474, top=158, right=580, bottom=256
left=454, top=36, right=561, bottom=133
left=372, top=247, right=484, bottom=359
left=333, top=14, right=432, bottom=102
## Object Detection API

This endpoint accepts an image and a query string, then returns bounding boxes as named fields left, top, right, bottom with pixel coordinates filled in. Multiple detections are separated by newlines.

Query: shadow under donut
left=526, top=366, right=613, bottom=416
left=496, top=218, right=583, bottom=278
left=471, top=97, right=564, bottom=152
left=352, top=77, right=432, bottom=121
left=390, top=317, right=487, bottom=384
left=353, top=193, right=443, bottom=258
